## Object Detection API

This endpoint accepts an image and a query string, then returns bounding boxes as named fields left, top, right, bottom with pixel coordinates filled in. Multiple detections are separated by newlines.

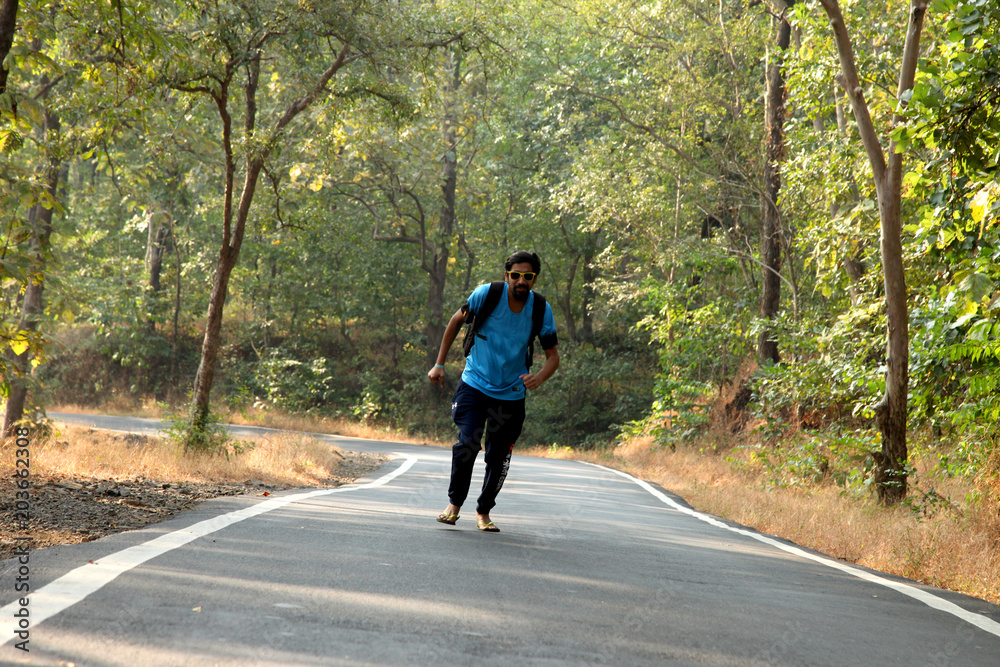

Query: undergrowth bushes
left=38, top=318, right=658, bottom=450
left=525, top=326, right=657, bottom=449
left=39, top=324, right=201, bottom=404
left=224, top=342, right=351, bottom=414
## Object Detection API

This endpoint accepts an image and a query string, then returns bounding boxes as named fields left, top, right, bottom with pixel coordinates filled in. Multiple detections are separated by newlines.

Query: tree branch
left=817, top=0, right=886, bottom=185
left=888, top=0, right=929, bottom=173
left=558, top=82, right=702, bottom=170
left=275, top=41, right=357, bottom=131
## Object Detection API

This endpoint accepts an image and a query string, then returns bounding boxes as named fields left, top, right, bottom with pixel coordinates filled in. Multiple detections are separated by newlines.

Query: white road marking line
left=1, top=454, right=417, bottom=646
left=585, top=461, right=1000, bottom=639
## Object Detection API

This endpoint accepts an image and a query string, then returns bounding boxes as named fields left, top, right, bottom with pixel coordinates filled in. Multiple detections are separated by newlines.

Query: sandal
left=436, top=513, right=459, bottom=525
left=477, top=520, right=500, bottom=532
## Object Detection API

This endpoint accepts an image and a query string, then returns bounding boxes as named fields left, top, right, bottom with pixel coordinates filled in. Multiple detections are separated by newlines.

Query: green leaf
left=0, top=130, right=23, bottom=153
left=957, top=272, right=994, bottom=303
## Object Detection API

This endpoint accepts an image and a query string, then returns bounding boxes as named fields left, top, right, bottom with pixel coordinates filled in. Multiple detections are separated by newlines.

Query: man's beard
left=511, top=285, right=530, bottom=302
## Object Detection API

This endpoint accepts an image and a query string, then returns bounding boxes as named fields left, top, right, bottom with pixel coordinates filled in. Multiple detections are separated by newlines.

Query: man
left=427, top=251, right=560, bottom=532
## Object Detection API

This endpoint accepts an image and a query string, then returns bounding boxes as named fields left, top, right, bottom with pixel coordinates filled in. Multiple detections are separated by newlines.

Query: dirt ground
left=0, top=451, right=387, bottom=560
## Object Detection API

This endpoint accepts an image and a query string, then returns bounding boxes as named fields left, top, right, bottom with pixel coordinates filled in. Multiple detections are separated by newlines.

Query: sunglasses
left=507, top=271, right=537, bottom=281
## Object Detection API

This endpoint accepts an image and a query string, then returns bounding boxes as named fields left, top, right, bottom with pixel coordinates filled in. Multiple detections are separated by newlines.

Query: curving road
left=2, top=413, right=999, bottom=666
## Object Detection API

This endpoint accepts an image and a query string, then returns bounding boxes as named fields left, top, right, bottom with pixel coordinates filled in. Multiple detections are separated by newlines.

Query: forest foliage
left=2, top=0, right=998, bottom=503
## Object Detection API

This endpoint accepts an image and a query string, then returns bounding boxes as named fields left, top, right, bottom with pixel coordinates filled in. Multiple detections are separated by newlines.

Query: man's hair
left=505, top=250, right=541, bottom=274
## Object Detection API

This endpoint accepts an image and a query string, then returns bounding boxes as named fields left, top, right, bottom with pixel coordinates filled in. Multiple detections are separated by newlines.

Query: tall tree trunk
left=185, top=43, right=352, bottom=434
left=425, top=50, right=461, bottom=365
left=265, top=257, right=277, bottom=350
left=190, top=159, right=263, bottom=428
left=818, top=0, right=927, bottom=504
left=832, top=88, right=867, bottom=306
left=0, top=0, right=17, bottom=96
left=3, top=104, right=59, bottom=437
left=171, top=216, right=182, bottom=383
left=146, top=213, right=169, bottom=292
left=872, top=157, right=910, bottom=504
left=145, top=212, right=169, bottom=333
left=580, top=242, right=596, bottom=345
left=560, top=255, right=579, bottom=341
left=757, top=7, right=792, bottom=365
left=458, top=232, right=475, bottom=294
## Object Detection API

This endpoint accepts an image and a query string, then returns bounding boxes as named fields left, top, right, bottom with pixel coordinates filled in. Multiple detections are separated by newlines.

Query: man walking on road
left=427, top=251, right=560, bottom=532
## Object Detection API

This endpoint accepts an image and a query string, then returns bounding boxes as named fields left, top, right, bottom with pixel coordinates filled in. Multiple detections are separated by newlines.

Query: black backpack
left=462, top=281, right=547, bottom=369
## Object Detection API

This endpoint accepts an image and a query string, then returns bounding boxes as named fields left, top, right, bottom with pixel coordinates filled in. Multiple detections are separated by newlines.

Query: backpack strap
left=463, top=283, right=555, bottom=369
left=526, top=292, right=549, bottom=369
left=462, top=281, right=505, bottom=357
left=529, top=292, right=546, bottom=344
left=480, top=281, right=506, bottom=322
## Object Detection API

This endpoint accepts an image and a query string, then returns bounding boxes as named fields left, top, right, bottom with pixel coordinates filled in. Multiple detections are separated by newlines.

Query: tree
left=0, top=0, right=16, bottom=97
left=141, top=0, right=470, bottom=441
left=1, top=0, right=71, bottom=435
left=814, top=0, right=929, bottom=503
left=758, top=0, right=794, bottom=365
left=324, top=18, right=517, bottom=364
left=2, top=94, right=59, bottom=437
left=358, top=47, right=481, bottom=366
left=897, top=0, right=1000, bottom=448
left=0, top=0, right=23, bottom=425
left=545, top=0, right=771, bottom=391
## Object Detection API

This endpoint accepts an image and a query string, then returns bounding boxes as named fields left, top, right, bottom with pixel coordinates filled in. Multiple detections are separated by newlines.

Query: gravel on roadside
left=0, top=451, right=388, bottom=560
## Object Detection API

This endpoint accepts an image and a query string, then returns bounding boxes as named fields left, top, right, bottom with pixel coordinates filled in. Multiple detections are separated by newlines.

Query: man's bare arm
left=520, top=345, right=560, bottom=391
left=428, top=308, right=466, bottom=386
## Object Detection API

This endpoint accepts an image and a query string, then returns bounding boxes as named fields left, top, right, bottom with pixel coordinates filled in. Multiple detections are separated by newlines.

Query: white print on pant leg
left=480, top=404, right=520, bottom=505
left=491, top=449, right=512, bottom=498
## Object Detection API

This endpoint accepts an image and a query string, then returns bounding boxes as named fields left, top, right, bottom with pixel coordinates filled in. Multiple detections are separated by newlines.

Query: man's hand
left=520, top=346, right=560, bottom=391
left=428, top=365, right=445, bottom=387
left=519, top=373, right=543, bottom=391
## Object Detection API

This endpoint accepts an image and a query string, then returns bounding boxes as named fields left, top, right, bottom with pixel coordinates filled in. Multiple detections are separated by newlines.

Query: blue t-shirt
left=461, top=283, right=558, bottom=400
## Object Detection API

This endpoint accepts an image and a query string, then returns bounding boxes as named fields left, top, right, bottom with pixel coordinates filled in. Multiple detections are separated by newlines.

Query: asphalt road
left=2, top=413, right=999, bottom=666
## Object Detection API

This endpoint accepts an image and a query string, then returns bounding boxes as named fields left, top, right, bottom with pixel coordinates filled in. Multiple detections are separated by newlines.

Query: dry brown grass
left=524, top=436, right=1000, bottom=604
left=221, top=406, right=442, bottom=446
left=48, top=403, right=442, bottom=447
left=15, top=423, right=362, bottom=488
left=49, top=397, right=170, bottom=418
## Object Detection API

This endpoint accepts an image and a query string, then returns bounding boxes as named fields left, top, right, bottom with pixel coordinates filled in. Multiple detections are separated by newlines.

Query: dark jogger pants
left=448, top=380, right=526, bottom=514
